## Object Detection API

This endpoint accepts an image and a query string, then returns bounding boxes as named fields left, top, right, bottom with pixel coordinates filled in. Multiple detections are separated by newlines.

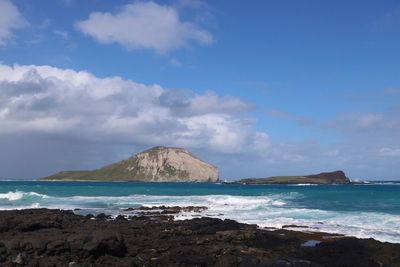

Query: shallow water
left=0, top=181, right=399, bottom=243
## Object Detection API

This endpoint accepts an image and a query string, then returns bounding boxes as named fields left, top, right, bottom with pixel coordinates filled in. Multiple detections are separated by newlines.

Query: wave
left=0, top=191, right=399, bottom=243
left=288, top=184, right=319, bottom=187
left=370, top=182, right=400, bottom=185
left=0, top=191, right=47, bottom=201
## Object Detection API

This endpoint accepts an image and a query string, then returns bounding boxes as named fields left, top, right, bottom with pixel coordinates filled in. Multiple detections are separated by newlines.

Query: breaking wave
left=0, top=191, right=47, bottom=201
left=0, top=190, right=399, bottom=243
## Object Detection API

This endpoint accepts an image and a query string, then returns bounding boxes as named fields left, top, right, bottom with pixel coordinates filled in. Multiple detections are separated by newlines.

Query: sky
left=0, top=0, right=399, bottom=180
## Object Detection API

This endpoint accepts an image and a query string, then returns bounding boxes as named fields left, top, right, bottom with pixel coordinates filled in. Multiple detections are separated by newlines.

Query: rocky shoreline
left=0, top=208, right=399, bottom=267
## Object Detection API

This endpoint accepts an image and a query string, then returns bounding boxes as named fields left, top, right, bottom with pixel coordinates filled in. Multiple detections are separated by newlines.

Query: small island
left=238, top=170, right=351, bottom=185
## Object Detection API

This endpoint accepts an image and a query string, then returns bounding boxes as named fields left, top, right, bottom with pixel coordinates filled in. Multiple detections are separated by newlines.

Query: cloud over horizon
left=0, top=0, right=27, bottom=45
left=0, top=64, right=265, bottom=155
left=76, top=1, right=213, bottom=53
left=0, top=63, right=399, bottom=180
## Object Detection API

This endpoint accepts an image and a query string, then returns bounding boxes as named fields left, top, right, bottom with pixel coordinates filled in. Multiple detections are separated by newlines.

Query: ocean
left=0, top=181, right=399, bottom=243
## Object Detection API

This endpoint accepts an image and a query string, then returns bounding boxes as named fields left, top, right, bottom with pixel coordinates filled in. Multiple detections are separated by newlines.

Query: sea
left=0, top=181, right=399, bottom=243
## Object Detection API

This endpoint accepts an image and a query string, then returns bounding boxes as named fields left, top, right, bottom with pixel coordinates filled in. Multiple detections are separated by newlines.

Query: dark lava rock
left=95, top=213, right=111, bottom=220
left=125, top=205, right=207, bottom=214
left=81, top=231, right=126, bottom=258
left=115, top=215, right=126, bottom=220
left=0, top=209, right=398, bottom=266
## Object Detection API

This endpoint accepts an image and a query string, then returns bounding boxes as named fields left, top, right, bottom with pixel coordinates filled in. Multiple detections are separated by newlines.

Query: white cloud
left=189, top=91, right=251, bottom=115
left=0, top=64, right=262, bottom=154
left=379, top=147, right=400, bottom=157
left=76, top=1, right=213, bottom=53
left=2, top=65, right=400, bottom=179
left=3, top=64, right=400, bottom=179
left=0, top=0, right=27, bottom=45
left=326, top=111, right=400, bottom=133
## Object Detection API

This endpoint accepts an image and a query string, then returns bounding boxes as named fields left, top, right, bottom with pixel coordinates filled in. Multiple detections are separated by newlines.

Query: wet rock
left=115, top=215, right=126, bottom=220
left=293, top=260, right=317, bottom=267
left=271, top=259, right=292, bottom=267
left=301, top=240, right=320, bottom=247
left=0, top=209, right=398, bottom=266
left=282, top=224, right=309, bottom=229
left=125, top=205, right=208, bottom=215
left=182, top=206, right=208, bottom=212
left=12, top=252, right=27, bottom=265
left=95, top=213, right=110, bottom=220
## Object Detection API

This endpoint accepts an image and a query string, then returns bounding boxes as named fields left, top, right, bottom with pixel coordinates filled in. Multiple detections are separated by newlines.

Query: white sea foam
left=0, top=191, right=24, bottom=200
left=0, top=191, right=399, bottom=243
left=0, top=191, right=47, bottom=201
left=0, top=202, right=41, bottom=210
left=372, top=182, right=400, bottom=185
left=288, top=184, right=318, bottom=186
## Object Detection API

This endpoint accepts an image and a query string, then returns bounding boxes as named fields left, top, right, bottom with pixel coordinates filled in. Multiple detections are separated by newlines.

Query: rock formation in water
left=238, top=170, right=351, bottom=184
left=41, top=146, right=219, bottom=182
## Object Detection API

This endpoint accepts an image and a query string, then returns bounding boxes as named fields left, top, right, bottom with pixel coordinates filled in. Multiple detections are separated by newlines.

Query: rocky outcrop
left=41, top=146, right=219, bottom=182
left=0, top=209, right=399, bottom=267
left=239, top=170, right=351, bottom=184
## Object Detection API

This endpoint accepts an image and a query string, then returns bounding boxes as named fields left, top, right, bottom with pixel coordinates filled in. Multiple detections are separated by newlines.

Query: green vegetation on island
left=238, top=171, right=350, bottom=184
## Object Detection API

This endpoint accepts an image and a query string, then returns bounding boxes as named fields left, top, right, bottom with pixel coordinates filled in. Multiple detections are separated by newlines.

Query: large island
left=41, top=146, right=219, bottom=182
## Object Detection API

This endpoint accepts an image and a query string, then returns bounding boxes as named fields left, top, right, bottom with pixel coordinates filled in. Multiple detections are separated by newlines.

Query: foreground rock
left=41, top=146, right=219, bottom=182
left=123, top=205, right=208, bottom=216
left=239, top=170, right=351, bottom=184
left=0, top=209, right=399, bottom=266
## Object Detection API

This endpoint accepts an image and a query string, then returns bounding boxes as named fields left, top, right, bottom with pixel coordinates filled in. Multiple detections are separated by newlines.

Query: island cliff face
left=41, top=146, right=219, bottom=182
left=239, top=170, right=350, bottom=184
left=304, top=170, right=349, bottom=184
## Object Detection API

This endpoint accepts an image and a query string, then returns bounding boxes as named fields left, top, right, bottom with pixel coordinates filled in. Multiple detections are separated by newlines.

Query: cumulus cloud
left=3, top=64, right=399, bottom=179
left=76, top=1, right=213, bottom=53
left=0, top=0, right=27, bottom=45
left=0, top=64, right=264, bottom=154
left=2, top=66, right=399, bottom=180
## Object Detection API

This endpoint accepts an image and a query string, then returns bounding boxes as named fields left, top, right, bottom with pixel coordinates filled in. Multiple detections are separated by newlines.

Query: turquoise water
left=0, top=181, right=399, bottom=243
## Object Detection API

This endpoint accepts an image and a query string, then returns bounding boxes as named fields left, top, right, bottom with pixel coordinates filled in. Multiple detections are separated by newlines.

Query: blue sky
left=0, top=0, right=399, bottom=180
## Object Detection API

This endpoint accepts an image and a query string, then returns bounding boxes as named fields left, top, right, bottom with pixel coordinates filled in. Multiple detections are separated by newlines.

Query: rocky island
left=41, top=146, right=219, bottom=182
left=238, top=170, right=351, bottom=184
